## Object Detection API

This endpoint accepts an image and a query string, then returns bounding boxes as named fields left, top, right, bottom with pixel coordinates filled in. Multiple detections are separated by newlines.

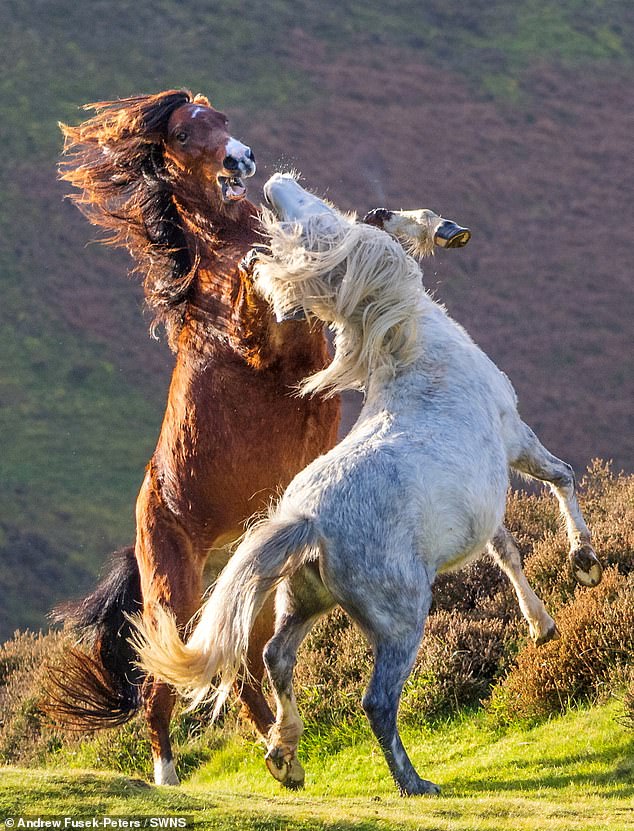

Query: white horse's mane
left=257, top=208, right=425, bottom=397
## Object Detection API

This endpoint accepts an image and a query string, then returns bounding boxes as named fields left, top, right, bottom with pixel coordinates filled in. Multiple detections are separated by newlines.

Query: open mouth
left=218, top=175, right=247, bottom=202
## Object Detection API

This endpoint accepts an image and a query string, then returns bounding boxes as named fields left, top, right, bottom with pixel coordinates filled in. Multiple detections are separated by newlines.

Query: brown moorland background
left=0, top=1, right=632, bottom=639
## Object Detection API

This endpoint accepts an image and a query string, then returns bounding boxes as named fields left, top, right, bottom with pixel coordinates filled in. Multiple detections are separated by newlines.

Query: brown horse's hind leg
left=236, top=595, right=275, bottom=735
left=135, top=475, right=204, bottom=786
left=142, top=677, right=180, bottom=785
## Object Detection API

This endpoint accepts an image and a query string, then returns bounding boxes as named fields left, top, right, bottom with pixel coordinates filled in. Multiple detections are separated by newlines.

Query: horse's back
left=281, top=401, right=507, bottom=575
left=278, top=300, right=517, bottom=573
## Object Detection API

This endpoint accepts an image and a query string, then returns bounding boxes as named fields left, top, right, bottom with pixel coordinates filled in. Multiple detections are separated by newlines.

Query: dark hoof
left=281, top=774, right=305, bottom=791
left=535, top=623, right=560, bottom=647
left=400, top=778, right=441, bottom=797
left=570, top=544, right=603, bottom=587
left=239, top=244, right=269, bottom=277
left=434, top=221, right=471, bottom=248
left=275, top=307, right=308, bottom=323
left=265, top=747, right=305, bottom=789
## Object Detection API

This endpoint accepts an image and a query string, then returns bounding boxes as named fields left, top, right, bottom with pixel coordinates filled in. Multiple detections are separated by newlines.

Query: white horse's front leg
left=511, top=424, right=602, bottom=587
left=487, top=527, right=557, bottom=644
left=362, top=208, right=471, bottom=255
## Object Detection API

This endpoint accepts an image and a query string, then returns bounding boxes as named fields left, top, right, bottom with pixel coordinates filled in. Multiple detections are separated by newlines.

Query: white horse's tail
left=132, top=513, right=317, bottom=714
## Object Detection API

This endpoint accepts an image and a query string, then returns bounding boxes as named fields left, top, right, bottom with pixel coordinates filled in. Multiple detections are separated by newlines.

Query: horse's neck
left=177, top=205, right=330, bottom=370
left=362, top=295, right=480, bottom=405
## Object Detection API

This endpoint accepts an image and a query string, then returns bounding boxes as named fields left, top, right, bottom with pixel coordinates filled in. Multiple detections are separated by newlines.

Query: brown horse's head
left=163, top=101, right=255, bottom=206
left=59, top=89, right=256, bottom=346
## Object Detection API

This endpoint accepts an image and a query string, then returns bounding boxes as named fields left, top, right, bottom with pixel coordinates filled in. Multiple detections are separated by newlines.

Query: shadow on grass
left=1, top=770, right=415, bottom=831
left=446, top=740, right=634, bottom=798
left=1, top=770, right=208, bottom=815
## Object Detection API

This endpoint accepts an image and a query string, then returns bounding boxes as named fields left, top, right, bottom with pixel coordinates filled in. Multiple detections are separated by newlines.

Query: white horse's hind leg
left=263, top=630, right=307, bottom=791
left=362, top=635, right=440, bottom=796
left=511, top=424, right=602, bottom=587
left=329, top=550, right=439, bottom=796
left=263, top=566, right=335, bottom=789
left=487, top=527, right=557, bottom=644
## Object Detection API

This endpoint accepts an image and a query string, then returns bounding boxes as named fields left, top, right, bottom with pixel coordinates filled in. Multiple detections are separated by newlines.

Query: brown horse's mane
left=60, top=89, right=214, bottom=345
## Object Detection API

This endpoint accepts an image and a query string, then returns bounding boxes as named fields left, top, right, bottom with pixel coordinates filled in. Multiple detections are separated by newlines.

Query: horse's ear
left=193, top=94, right=211, bottom=107
left=137, top=90, right=194, bottom=141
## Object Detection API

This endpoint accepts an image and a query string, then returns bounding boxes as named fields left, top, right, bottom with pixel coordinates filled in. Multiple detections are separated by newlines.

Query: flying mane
left=60, top=90, right=208, bottom=345
left=257, top=207, right=424, bottom=396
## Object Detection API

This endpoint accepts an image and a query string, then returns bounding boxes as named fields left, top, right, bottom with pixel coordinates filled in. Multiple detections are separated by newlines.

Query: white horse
left=133, top=174, right=601, bottom=796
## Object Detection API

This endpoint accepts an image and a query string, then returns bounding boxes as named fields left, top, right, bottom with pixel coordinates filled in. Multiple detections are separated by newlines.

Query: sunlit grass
left=3, top=700, right=630, bottom=831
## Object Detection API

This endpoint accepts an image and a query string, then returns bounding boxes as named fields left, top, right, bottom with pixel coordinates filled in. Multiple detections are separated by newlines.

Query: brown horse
left=46, top=90, right=340, bottom=785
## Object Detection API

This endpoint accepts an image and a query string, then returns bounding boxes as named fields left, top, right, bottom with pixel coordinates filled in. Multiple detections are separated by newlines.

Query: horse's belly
left=422, top=500, right=503, bottom=573
left=412, top=457, right=508, bottom=573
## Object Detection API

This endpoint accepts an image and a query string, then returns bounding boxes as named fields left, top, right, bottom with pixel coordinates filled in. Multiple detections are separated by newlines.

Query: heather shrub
left=488, top=567, right=634, bottom=724
left=296, top=607, right=518, bottom=728
left=296, top=609, right=371, bottom=729
left=432, top=556, right=515, bottom=618
left=487, top=462, right=634, bottom=725
left=400, top=611, right=517, bottom=723
left=0, top=629, right=66, bottom=764
left=515, top=461, right=634, bottom=610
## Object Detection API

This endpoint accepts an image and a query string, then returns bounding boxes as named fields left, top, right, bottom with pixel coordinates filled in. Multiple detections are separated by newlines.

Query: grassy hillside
left=0, top=471, right=632, bottom=827
left=0, top=0, right=632, bottom=637
left=1, top=701, right=633, bottom=830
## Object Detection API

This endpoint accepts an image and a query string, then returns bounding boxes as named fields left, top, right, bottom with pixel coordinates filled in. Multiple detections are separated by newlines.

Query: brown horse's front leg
left=235, top=595, right=275, bottom=735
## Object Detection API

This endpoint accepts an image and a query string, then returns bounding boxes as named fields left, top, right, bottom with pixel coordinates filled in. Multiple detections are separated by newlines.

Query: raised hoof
left=570, top=544, right=603, bottom=587
left=434, top=220, right=471, bottom=248
left=265, top=747, right=305, bottom=790
left=362, top=208, right=394, bottom=228
left=534, top=622, right=560, bottom=647
left=239, top=244, right=269, bottom=277
left=400, top=778, right=441, bottom=797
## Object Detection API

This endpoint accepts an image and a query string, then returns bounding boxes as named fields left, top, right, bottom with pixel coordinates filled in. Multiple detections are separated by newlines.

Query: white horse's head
left=257, top=174, right=424, bottom=397
left=263, top=172, right=338, bottom=225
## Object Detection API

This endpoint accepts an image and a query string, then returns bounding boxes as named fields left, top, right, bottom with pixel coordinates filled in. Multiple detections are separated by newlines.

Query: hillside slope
left=1, top=702, right=633, bottom=830
left=0, top=0, right=632, bottom=637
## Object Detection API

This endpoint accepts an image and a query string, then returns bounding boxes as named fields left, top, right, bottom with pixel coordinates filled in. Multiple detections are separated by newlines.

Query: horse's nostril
left=223, top=156, right=240, bottom=171
left=246, top=148, right=255, bottom=164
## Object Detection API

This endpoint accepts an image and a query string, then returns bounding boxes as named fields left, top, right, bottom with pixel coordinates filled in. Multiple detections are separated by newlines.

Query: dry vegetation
left=1, top=462, right=632, bottom=778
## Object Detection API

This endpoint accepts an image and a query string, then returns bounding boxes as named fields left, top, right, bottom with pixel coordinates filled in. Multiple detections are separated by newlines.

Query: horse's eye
left=175, top=131, right=188, bottom=144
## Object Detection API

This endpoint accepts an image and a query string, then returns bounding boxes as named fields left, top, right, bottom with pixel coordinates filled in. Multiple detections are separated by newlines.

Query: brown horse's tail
left=43, top=546, right=144, bottom=729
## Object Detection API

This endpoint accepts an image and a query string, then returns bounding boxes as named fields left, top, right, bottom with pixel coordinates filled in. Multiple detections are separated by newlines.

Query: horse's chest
left=196, top=372, right=336, bottom=483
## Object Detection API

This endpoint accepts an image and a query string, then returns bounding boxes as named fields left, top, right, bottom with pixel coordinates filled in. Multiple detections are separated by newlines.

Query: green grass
left=2, top=701, right=633, bottom=830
